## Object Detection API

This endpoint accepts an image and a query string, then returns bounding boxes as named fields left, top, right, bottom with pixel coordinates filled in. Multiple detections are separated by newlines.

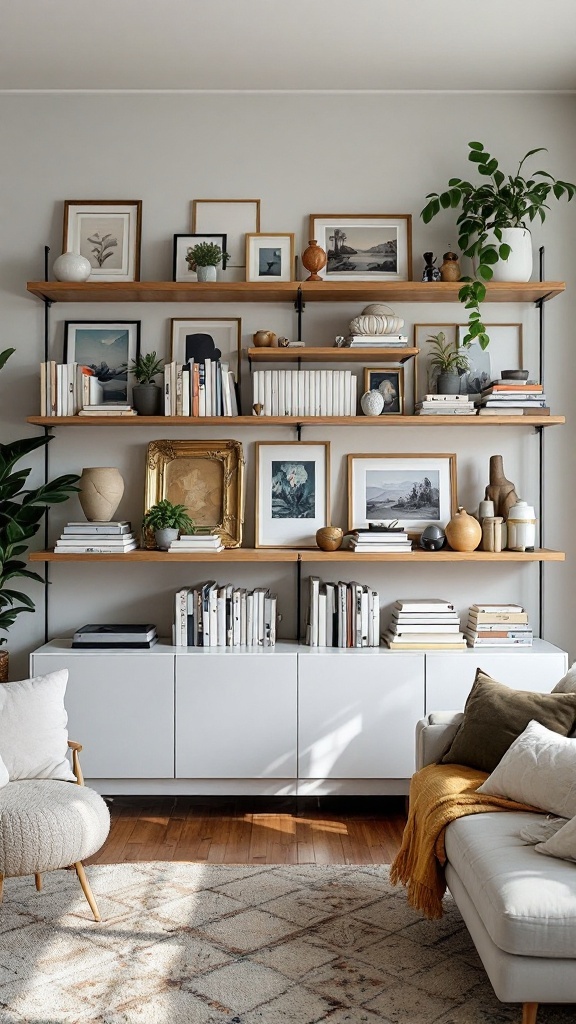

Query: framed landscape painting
left=63, top=200, right=142, bottom=281
left=348, top=453, right=456, bottom=534
left=308, top=214, right=412, bottom=281
left=63, top=320, right=140, bottom=404
left=255, top=442, right=330, bottom=548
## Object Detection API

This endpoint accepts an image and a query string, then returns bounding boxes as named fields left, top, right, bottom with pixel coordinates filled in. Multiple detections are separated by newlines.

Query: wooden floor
left=87, top=796, right=407, bottom=866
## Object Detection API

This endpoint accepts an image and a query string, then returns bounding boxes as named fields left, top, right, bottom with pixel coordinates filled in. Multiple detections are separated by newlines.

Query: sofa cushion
left=441, top=668, right=576, bottom=773
left=478, top=720, right=576, bottom=818
left=536, top=814, right=576, bottom=863
left=553, top=661, right=576, bottom=695
left=0, top=669, right=75, bottom=781
left=445, top=811, right=576, bottom=958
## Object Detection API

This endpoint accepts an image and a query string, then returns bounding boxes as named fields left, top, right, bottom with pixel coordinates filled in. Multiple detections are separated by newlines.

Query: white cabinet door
left=298, top=651, right=425, bottom=779
left=425, top=641, right=568, bottom=712
left=175, top=652, right=297, bottom=778
left=31, top=647, right=175, bottom=778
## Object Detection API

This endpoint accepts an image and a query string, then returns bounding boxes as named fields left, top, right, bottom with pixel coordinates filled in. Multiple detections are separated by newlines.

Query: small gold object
left=277, top=337, right=290, bottom=347
left=316, top=526, right=344, bottom=551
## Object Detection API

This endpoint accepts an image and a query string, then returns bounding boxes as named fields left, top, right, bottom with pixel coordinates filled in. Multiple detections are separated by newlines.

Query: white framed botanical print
left=63, top=200, right=142, bottom=281
left=255, top=442, right=330, bottom=548
left=348, top=453, right=456, bottom=534
left=245, top=233, right=295, bottom=282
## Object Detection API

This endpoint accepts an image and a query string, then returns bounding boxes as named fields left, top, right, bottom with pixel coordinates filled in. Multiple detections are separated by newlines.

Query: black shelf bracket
left=537, top=245, right=545, bottom=640
left=294, top=286, right=305, bottom=341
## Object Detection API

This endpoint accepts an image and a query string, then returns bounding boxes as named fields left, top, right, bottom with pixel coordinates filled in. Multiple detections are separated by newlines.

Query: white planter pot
left=491, top=228, right=533, bottom=283
left=196, top=265, right=217, bottom=282
left=53, top=252, right=92, bottom=282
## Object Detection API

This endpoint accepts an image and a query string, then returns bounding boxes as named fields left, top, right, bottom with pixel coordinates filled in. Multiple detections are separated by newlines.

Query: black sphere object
left=420, top=524, right=446, bottom=551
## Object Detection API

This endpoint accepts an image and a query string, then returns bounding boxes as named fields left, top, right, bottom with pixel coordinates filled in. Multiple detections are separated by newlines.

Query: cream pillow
left=536, top=815, right=576, bottom=863
left=0, top=669, right=75, bottom=781
left=553, top=662, right=576, bottom=694
left=478, top=719, right=576, bottom=819
left=0, top=752, right=8, bottom=789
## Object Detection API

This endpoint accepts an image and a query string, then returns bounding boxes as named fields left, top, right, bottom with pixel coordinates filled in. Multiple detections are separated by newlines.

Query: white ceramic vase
left=78, top=467, right=124, bottom=522
left=53, top=252, right=92, bottom=282
left=490, top=228, right=533, bottom=282
left=360, top=390, right=385, bottom=416
left=196, top=265, right=217, bottom=282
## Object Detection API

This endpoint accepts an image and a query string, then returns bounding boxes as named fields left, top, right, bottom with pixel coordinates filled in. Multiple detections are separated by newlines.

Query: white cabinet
left=425, top=640, right=568, bottom=712
left=175, top=648, right=297, bottom=778
left=297, top=650, right=425, bottom=780
left=30, top=641, right=175, bottom=779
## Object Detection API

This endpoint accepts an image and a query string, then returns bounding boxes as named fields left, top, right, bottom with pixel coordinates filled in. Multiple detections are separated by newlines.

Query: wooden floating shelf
left=248, top=346, right=418, bottom=364
left=26, top=280, right=566, bottom=304
left=27, top=414, right=564, bottom=428
left=30, top=547, right=564, bottom=563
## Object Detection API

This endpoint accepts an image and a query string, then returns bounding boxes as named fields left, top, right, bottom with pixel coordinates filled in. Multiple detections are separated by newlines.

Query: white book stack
left=168, top=532, right=224, bottom=553
left=40, top=362, right=135, bottom=417
left=347, top=335, right=409, bottom=347
left=174, top=581, right=277, bottom=647
left=464, top=603, right=533, bottom=647
left=54, top=521, right=137, bottom=554
left=382, top=598, right=466, bottom=649
left=252, top=369, right=357, bottom=416
left=306, top=576, right=380, bottom=648
left=348, top=526, right=413, bottom=553
left=415, top=394, right=476, bottom=416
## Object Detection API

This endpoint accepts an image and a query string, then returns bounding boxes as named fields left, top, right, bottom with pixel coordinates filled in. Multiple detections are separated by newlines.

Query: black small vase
left=132, top=384, right=162, bottom=416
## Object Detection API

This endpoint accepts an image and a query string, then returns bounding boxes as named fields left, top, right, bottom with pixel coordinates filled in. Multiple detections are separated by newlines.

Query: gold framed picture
left=62, top=200, right=142, bottom=281
left=145, top=439, right=245, bottom=548
left=245, top=233, right=295, bottom=282
left=347, top=452, right=457, bottom=534
left=255, top=441, right=330, bottom=549
left=363, top=366, right=405, bottom=414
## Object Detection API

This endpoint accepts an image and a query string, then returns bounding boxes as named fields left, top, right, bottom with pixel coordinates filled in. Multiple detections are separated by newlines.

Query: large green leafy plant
left=0, top=348, right=79, bottom=643
left=421, top=141, right=576, bottom=348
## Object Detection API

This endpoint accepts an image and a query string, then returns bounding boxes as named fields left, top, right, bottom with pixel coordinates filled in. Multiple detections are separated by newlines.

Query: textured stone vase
left=360, top=390, right=385, bottom=416
left=445, top=507, right=482, bottom=552
left=485, top=455, right=519, bottom=520
left=78, top=467, right=124, bottom=522
left=53, top=252, right=91, bottom=282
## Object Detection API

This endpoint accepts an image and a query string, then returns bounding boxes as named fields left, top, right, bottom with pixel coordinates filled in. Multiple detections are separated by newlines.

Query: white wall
left=1, top=92, right=575, bottom=678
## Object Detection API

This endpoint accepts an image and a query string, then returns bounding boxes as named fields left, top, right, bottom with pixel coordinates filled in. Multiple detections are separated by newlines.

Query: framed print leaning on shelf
left=172, top=233, right=228, bottom=282
left=348, top=453, right=456, bottom=534
left=170, top=317, right=242, bottom=381
left=191, top=199, right=261, bottom=279
left=413, top=323, right=523, bottom=406
left=245, top=233, right=295, bottom=283
left=363, top=367, right=404, bottom=414
left=145, top=439, right=244, bottom=547
left=63, top=200, right=142, bottom=281
left=63, top=321, right=140, bottom=404
left=255, top=442, right=330, bottom=548
left=308, top=214, right=412, bottom=281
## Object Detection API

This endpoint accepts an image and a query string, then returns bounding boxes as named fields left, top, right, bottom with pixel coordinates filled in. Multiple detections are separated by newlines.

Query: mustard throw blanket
left=390, top=762, right=538, bottom=919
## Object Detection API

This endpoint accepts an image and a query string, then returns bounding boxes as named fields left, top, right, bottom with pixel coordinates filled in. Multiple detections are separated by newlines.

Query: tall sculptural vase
left=78, top=467, right=125, bottom=522
left=485, top=455, right=519, bottom=521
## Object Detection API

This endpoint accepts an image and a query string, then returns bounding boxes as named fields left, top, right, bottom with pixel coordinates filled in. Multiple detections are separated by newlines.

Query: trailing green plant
left=426, top=332, right=470, bottom=374
left=129, top=351, right=164, bottom=385
left=142, top=499, right=195, bottom=533
left=0, top=348, right=79, bottom=644
left=421, top=141, right=576, bottom=348
left=186, top=242, right=230, bottom=268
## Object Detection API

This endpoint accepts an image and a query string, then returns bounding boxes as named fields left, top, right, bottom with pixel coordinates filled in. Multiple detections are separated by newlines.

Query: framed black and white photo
left=191, top=199, right=261, bottom=280
left=172, top=233, right=228, bottom=282
left=170, top=317, right=241, bottom=381
left=63, top=321, right=140, bottom=404
left=413, top=323, right=523, bottom=407
left=363, top=367, right=405, bottom=414
left=245, top=233, right=295, bottom=283
left=63, top=201, right=142, bottom=281
left=309, top=214, right=412, bottom=281
left=255, top=442, right=330, bottom=548
left=348, top=453, right=456, bottom=534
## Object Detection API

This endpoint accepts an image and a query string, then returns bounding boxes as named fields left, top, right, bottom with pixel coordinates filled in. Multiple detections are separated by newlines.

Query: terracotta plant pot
left=445, top=507, right=482, bottom=552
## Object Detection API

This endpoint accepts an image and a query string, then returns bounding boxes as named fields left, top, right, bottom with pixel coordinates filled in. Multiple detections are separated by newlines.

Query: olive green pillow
left=441, top=668, right=576, bottom=774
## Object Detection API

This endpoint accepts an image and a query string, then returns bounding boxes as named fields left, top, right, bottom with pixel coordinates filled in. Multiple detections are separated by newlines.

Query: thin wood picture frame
left=363, top=366, right=405, bottom=414
left=348, top=452, right=457, bottom=535
left=62, top=200, right=142, bottom=281
left=255, top=441, right=330, bottom=549
left=169, top=317, right=242, bottom=384
left=308, top=214, right=412, bottom=281
left=245, top=233, right=295, bottom=283
left=191, top=199, right=261, bottom=273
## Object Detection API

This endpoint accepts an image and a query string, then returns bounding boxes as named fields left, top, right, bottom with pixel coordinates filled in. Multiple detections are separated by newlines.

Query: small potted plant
left=129, top=351, right=164, bottom=416
left=421, top=141, right=576, bottom=348
left=426, top=332, right=470, bottom=395
left=142, top=499, right=195, bottom=550
left=186, top=241, right=230, bottom=282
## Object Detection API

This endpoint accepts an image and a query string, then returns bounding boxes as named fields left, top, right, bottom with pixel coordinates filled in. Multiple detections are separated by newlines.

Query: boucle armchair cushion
left=0, top=669, right=75, bottom=781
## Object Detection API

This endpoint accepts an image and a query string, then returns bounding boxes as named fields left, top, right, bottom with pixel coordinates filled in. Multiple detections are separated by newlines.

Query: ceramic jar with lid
left=506, top=500, right=537, bottom=551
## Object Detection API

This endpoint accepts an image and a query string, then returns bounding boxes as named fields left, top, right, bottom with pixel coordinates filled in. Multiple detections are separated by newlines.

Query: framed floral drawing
left=173, top=233, right=228, bottom=282
left=363, top=367, right=404, bottom=414
left=308, top=214, right=412, bottom=281
left=63, top=320, right=140, bottom=404
left=245, top=233, right=295, bottom=282
left=348, top=453, right=456, bottom=534
left=62, top=200, right=142, bottom=281
left=255, top=442, right=330, bottom=548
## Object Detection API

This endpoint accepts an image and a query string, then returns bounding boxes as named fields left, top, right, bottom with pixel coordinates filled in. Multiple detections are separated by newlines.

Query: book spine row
left=306, top=577, right=379, bottom=648
left=164, top=359, right=239, bottom=417
left=252, top=369, right=358, bottom=417
left=40, top=362, right=107, bottom=416
left=174, top=583, right=277, bottom=648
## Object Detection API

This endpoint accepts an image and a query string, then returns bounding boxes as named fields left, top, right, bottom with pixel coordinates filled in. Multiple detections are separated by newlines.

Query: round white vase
left=78, top=467, right=124, bottom=522
left=491, top=228, right=533, bottom=282
left=360, top=390, right=385, bottom=416
left=53, top=252, right=92, bottom=282
left=196, top=265, right=217, bottom=282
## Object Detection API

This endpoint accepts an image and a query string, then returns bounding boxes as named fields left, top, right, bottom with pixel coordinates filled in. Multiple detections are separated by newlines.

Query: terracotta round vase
left=445, top=507, right=482, bottom=552
left=301, top=240, right=327, bottom=281
left=485, top=455, right=519, bottom=520
left=78, top=467, right=124, bottom=522
left=316, top=526, right=344, bottom=552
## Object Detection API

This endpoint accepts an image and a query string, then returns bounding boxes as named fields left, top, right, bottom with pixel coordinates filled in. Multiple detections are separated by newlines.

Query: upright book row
left=39, top=361, right=120, bottom=417
left=252, top=369, right=358, bottom=417
left=306, top=577, right=380, bottom=648
left=164, top=359, right=240, bottom=417
left=174, top=581, right=277, bottom=648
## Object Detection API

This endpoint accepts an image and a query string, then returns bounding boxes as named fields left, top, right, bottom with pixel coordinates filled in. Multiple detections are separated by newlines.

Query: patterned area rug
left=0, top=862, right=574, bottom=1024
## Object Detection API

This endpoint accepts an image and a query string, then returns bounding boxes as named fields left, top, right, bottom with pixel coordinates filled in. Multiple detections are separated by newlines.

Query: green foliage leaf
left=468, top=141, right=485, bottom=151
left=0, top=349, right=16, bottom=372
left=440, top=191, right=452, bottom=209
left=477, top=264, right=493, bottom=281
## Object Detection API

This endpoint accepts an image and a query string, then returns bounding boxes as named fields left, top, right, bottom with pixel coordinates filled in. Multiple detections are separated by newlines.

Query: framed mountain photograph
left=348, top=453, right=456, bottom=534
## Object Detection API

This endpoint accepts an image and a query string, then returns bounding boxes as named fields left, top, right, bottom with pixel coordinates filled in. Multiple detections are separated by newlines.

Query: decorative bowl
left=316, top=526, right=344, bottom=552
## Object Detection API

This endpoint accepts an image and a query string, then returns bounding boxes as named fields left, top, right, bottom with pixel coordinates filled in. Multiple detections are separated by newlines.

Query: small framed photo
left=63, top=321, right=140, bottom=404
left=173, top=233, right=228, bottom=282
left=63, top=201, right=142, bottom=281
left=191, top=199, right=261, bottom=278
left=309, top=214, right=412, bottom=281
left=255, top=442, right=330, bottom=548
left=170, top=317, right=242, bottom=380
left=348, top=453, right=456, bottom=534
left=245, top=233, right=295, bottom=283
left=363, top=367, right=404, bottom=414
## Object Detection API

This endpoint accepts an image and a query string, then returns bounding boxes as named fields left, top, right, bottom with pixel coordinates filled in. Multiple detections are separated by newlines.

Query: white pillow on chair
left=0, top=669, right=75, bottom=781
left=0, top=752, right=8, bottom=789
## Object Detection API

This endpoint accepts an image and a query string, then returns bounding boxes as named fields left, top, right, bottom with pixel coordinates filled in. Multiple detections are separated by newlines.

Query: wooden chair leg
left=34, top=873, right=42, bottom=892
left=522, top=1003, right=538, bottom=1024
left=0, top=874, right=3, bottom=903
left=74, top=862, right=101, bottom=922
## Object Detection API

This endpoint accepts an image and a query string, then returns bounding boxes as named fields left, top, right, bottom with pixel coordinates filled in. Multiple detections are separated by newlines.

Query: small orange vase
left=445, top=507, right=482, bottom=552
left=301, top=240, right=327, bottom=281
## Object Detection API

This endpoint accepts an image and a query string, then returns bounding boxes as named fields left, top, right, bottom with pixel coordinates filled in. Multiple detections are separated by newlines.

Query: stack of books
left=168, top=532, right=224, bottom=553
left=71, top=623, right=158, bottom=649
left=348, top=526, right=412, bottom=553
left=252, top=369, right=357, bottom=417
left=164, top=359, right=239, bottom=417
left=382, top=598, right=466, bottom=649
left=174, top=581, right=276, bottom=647
left=39, top=361, right=135, bottom=417
left=54, top=521, right=138, bottom=554
left=415, top=394, right=476, bottom=416
left=77, top=403, right=136, bottom=417
left=477, top=380, right=548, bottom=416
left=465, top=603, right=533, bottom=646
left=347, top=335, right=408, bottom=348
left=306, top=577, right=380, bottom=647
